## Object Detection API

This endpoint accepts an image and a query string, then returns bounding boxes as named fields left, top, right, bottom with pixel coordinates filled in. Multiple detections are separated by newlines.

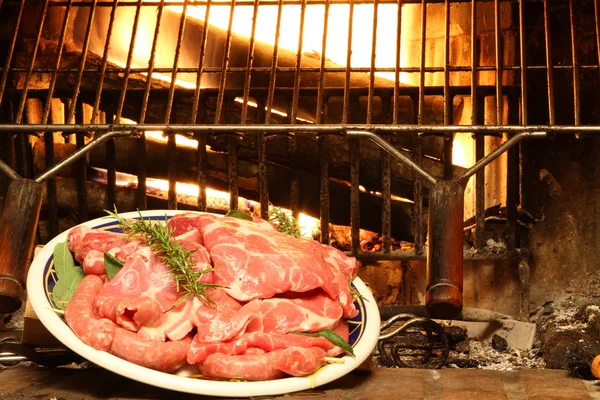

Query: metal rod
left=471, top=0, right=478, bottom=125
left=197, top=132, right=208, bottom=212
left=367, top=0, right=379, bottom=124
left=342, top=0, right=355, bottom=124
left=347, top=131, right=438, bottom=185
left=34, top=131, right=135, bottom=183
left=543, top=0, right=556, bottom=124
left=315, top=0, right=330, bottom=125
left=595, top=0, right=600, bottom=98
left=494, top=0, right=503, bottom=125
left=191, top=0, right=212, bottom=124
left=240, top=0, right=259, bottom=123
left=0, top=124, right=597, bottom=135
left=0, top=0, right=25, bottom=106
left=115, top=0, right=144, bottom=122
left=74, top=102, right=88, bottom=222
left=519, top=0, right=528, bottom=124
left=139, top=0, right=166, bottom=123
left=90, top=0, right=119, bottom=124
left=569, top=0, right=580, bottom=126
left=0, top=160, right=19, bottom=181
left=104, top=111, right=117, bottom=209
left=443, top=0, right=453, bottom=179
left=350, top=138, right=360, bottom=255
left=459, top=131, right=546, bottom=183
left=265, top=0, right=284, bottom=124
left=15, top=0, right=50, bottom=124
left=214, top=0, right=237, bottom=124
left=41, top=0, right=74, bottom=124
left=1, top=0, right=534, bottom=6
left=164, top=0, right=190, bottom=124
left=44, top=131, right=59, bottom=237
left=66, top=0, right=98, bottom=123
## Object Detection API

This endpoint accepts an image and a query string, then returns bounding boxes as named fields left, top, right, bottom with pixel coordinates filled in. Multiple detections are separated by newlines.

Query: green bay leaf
left=52, top=267, right=86, bottom=310
left=104, top=252, right=124, bottom=280
left=225, top=209, right=253, bottom=221
left=53, top=241, right=75, bottom=278
left=295, top=329, right=355, bottom=357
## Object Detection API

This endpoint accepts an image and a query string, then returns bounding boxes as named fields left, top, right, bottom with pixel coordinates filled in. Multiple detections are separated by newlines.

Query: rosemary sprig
left=268, top=205, right=302, bottom=239
left=106, top=207, right=219, bottom=307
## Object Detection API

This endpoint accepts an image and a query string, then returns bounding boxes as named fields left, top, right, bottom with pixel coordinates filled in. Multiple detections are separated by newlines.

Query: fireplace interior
left=1, top=0, right=600, bottom=397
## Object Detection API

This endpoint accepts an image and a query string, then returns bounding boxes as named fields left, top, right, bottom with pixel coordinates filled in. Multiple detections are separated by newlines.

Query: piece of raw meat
left=95, top=242, right=212, bottom=341
left=195, top=214, right=356, bottom=318
left=64, top=274, right=116, bottom=351
left=188, top=319, right=349, bottom=364
left=200, top=347, right=327, bottom=380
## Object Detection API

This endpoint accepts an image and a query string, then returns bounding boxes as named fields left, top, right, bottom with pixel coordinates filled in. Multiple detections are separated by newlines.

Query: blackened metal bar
left=317, top=1, right=330, bottom=245
left=67, top=0, right=98, bottom=123
left=506, top=98, right=519, bottom=251
left=0, top=160, right=19, bottom=181
left=595, top=0, right=600, bottom=99
left=519, top=0, right=528, bottom=124
left=460, top=132, right=545, bottom=182
left=115, top=0, right=144, bottom=122
left=15, top=0, right=50, bottom=124
left=494, top=0, right=503, bottom=125
left=197, top=134, right=208, bottom=212
left=35, top=130, right=134, bottom=183
left=443, top=0, right=453, bottom=179
left=413, top=0, right=427, bottom=254
left=471, top=0, right=478, bottom=125
left=240, top=0, right=259, bottom=124
left=214, top=0, right=237, bottom=124
left=164, top=0, right=190, bottom=124
left=0, top=124, right=587, bottom=135
left=381, top=131, right=391, bottom=252
left=393, top=0, right=402, bottom=124
left=44, top=132, right=58, bottom=237
left=342, top=0, right=354, bottom=124
left=319, top=134, right=330, bottom=245
left=139, top=0, right=165, bottom=123
left=350, top=138, right=360, bottom=256
left=265, top=0, right=284, bottom=124
left=569, top=0, right=580, bottom=126
left=41, top=0, right=73, bottom=124
left=191, top=0, right=212, bottom=124
left=288, top=0, right=307, bottom=218
left=91, top=0, right=119, bottom=124
left=257, top=98, right=268, bottom=219
left=475, top=131, right=485, bottom=249
left=136, top=133, right=147, bottom=210
left=315, top=0, right=330, bottom=125
left=74, top=102, right=88, bottom=222
left=347, top=131, right=438, bottom=184
left=367, top=0, right=379, bottom=124
left=543, top=0, right=555, bottom=125
left=0, top=0, right=25, bottom=106
left=228, top=135, right=239, bottom=210
left=167, top=133, right=177, bottom=209
left=104, top=111, right=116, bottom=208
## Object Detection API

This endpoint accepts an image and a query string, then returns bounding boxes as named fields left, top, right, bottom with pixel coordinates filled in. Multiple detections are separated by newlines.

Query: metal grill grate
left=0, top=0, right=597, bottom=264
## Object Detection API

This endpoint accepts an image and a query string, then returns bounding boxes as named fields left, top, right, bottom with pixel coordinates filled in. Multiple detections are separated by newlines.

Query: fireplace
left=1, top=0, right=600, bottom=382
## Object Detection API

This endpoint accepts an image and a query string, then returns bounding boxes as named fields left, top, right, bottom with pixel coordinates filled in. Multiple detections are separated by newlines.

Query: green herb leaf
left=295, top=329, right=355, bottom=357
left=104, top=252, right=124, bottom=280
left=51, top=264, right=86, bottom=310
left=106, top=207, right=220, bottom=307
left=268, top=205, right=302, bottom=238
left=53, top=241, right=75, bottom=278
left=225, top=209, right=253, bottom=221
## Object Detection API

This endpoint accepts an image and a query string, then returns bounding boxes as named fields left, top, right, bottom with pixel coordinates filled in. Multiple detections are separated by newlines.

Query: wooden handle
left=0, top=179, right=43, bottom=313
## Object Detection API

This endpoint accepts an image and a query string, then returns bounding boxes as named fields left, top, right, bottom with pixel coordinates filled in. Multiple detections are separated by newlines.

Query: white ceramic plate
left=27, top=210, right=381, bottom=398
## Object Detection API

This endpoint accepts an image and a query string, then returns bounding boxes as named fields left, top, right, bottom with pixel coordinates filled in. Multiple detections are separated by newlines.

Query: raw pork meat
left=65, top=274, right=190, bottom=372
left=201, top=347, right=327, bottom=380
left=195, top=214, right=357, bottom=318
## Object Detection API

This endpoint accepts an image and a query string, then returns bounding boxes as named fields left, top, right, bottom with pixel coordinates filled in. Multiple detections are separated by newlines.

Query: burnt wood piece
left=34, top=141, right=417, bottom=240
left=0, top=179, right=43, bottom=313
left=425, top=181, right=465, bottom=320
